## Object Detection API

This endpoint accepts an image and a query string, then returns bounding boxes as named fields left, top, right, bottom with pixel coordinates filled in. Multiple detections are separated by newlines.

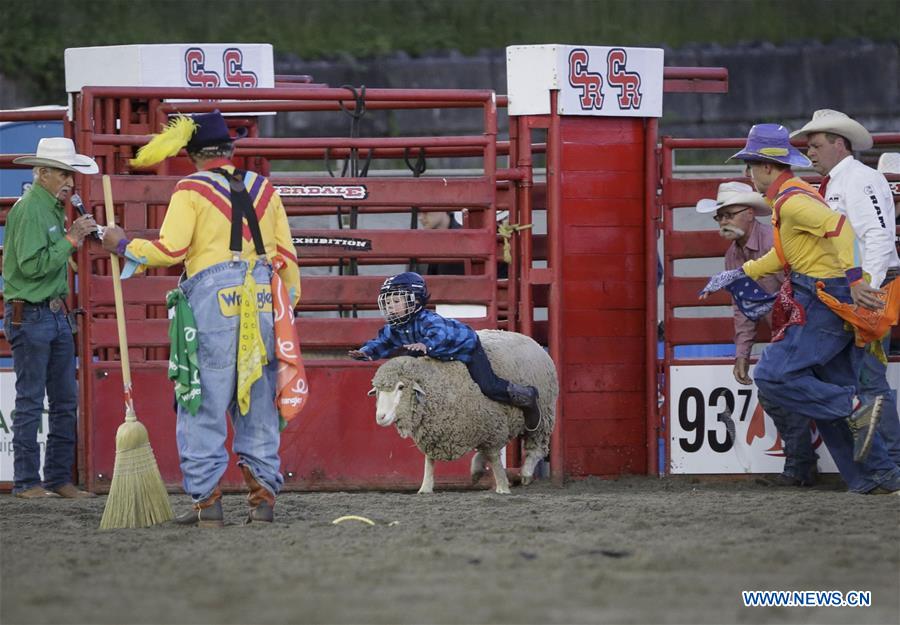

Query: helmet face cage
left=378, top=289, right=421, bottom=326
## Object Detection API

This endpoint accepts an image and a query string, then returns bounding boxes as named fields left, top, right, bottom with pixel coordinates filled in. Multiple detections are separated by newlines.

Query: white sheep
left=369, top=329, right=558, bottom=494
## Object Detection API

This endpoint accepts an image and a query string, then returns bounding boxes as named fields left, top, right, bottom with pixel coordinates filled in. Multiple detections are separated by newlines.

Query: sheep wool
left=371, top=330, right=558, bottom=493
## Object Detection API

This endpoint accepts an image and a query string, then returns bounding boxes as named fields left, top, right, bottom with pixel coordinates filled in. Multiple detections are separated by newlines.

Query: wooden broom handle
left=102, top=175, right=136, bottom=422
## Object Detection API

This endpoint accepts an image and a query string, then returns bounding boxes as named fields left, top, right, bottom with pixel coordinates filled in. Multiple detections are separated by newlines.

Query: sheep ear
left=367, top=388, right=377, bottom=397
left=412, top=382, right=425, bottom=403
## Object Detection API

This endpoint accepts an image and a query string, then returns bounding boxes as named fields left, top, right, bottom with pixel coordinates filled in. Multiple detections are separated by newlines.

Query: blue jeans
left=176, top=260, right=283, bottom=502
left=465, top=339, right=512, bottom=403
left=3, top=302, right=78, bottom=492
left=860, top=335, right=900, bottom=467
left=754, top=274, right=859, bottom=420
left=754, top=273, right=899, bottom=492
left=756, top=393, right=817, bottom=481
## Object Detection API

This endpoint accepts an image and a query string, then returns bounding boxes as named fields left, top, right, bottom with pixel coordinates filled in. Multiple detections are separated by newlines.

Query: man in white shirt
left=793, top=110, right=900, bottom=468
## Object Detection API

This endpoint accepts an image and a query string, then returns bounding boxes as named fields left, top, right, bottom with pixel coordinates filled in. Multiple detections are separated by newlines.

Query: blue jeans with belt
left=176, top=260, right=283, bottom=502
left=754, top=272, right=900, bottom=493
left=3, top=301, right=78, bottom=493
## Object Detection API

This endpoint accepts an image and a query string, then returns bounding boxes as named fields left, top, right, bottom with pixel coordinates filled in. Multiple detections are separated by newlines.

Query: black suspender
left=211, top=167, right=266, bottom=259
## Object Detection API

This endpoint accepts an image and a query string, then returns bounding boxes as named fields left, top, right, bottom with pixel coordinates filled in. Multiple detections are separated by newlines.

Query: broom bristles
left=99, top=442, right=173, bottom=529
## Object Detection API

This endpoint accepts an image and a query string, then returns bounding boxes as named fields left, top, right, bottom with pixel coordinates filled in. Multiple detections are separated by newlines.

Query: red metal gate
left=68, top=85, right=523, bottom=492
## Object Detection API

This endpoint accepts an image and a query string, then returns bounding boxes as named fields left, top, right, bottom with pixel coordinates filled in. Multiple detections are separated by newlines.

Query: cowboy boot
left=174, top=487, right=224, bottom=528
left=507, top=382, right=542, bottom=432
left=241, top=464, right=276, bottom=524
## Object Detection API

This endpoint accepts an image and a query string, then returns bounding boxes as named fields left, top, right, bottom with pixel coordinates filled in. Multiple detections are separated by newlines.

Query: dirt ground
left=1, top=476, right=898, bottom=625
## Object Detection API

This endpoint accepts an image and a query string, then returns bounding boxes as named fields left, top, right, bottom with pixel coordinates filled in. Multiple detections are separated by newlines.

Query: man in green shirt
left=3, top=138, right=99, bottom=498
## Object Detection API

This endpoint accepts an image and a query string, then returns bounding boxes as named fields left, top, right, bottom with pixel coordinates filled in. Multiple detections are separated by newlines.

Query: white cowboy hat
left=13, top=137, right=99, bottom=174
left=877, top=152, right=900, bottom=175
left=790, top=109, right=873, bottom=151
left=696, top=181, right=771, bottom=216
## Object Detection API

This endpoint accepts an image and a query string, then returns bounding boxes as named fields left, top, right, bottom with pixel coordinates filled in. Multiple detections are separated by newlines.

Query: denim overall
left=176, top=260, right=282, bottom=502
left=754, top=272, right=900, bottom=492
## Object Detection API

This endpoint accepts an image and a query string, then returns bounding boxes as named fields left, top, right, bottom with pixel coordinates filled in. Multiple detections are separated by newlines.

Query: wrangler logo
left=217, top=285, right=273, bottom=316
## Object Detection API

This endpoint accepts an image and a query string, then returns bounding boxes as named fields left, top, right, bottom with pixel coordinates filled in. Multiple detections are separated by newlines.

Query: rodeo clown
left=103, top=110, right=303, bottom=525
left=703, top=124, right=900, bottom=494
left=349, top=271, right=543, bottom=431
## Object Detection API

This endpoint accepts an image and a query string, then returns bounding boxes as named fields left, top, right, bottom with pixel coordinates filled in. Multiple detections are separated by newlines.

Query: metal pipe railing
left=547, top=90, right=565, bottom=486
left=644, top=117, right=661, bottom=476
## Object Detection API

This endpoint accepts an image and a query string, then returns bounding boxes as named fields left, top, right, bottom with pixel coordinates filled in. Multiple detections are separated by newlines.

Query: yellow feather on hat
left=130, top=116, right=198, bottom=168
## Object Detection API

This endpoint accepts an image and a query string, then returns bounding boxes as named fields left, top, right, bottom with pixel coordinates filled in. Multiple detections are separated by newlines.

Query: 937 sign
left=668, top=365, right=839, bottom=474
left=677, top=386, right=753, bottom=454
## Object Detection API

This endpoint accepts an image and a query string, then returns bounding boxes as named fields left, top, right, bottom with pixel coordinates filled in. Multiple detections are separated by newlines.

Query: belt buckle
left=49, top=299, right=62, bottom=313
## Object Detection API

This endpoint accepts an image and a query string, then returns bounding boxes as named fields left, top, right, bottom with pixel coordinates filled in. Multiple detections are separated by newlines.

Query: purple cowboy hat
left=727, top=123, right=811, bottom=167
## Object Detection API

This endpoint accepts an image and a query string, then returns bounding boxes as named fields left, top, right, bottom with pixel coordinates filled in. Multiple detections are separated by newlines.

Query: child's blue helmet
left=378, top=272, right=430, bottom=326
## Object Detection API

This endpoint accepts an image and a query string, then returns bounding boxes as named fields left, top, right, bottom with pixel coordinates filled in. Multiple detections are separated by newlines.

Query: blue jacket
left=360, top=309, right=478, bottom=362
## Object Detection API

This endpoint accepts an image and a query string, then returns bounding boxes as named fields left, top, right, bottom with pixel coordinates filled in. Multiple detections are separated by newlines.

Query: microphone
left=70, top=194, right=104, bottom=240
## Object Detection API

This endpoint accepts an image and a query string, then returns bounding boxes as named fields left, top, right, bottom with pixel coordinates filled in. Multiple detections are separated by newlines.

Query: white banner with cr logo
left=506, top=44, right=664, bottom=117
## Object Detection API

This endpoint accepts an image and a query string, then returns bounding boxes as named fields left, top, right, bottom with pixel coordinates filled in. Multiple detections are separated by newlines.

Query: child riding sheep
left=348, top=272, right=542, bottom=431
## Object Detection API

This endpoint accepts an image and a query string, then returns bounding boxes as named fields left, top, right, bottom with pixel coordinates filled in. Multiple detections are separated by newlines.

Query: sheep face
left=369, top=381, right=424, bottom=438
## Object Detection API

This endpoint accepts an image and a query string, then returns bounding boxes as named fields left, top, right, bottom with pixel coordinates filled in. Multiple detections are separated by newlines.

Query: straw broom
left=99, top=174, right=173, bottom=529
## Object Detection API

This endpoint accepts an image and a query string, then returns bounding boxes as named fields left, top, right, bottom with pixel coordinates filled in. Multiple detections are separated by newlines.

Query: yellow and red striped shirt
left=125, top=159, right=301, bottom=305
left=743, top=173, right=854, bottom=281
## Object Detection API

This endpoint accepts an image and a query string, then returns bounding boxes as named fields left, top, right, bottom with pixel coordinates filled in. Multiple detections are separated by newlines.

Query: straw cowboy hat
left=696, top=181, right=771, bottom=216
left=790, top=109, right=874, bottom=151
left=877, top=152, right=900, bottom=175
left=13, top=137, right=99, bottom=174
left=728, top=123, right=811, bottom=168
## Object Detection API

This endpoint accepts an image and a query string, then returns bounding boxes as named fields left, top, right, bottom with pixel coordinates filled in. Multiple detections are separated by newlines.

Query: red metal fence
left=14, top=65, right=894, bottom=488
left=72, top=86, right=529, bottom=492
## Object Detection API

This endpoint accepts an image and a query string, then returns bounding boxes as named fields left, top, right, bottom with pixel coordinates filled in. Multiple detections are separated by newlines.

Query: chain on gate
left=325, top=85, right=373, bottom=317
left=404, top=147, right=427, bottom=272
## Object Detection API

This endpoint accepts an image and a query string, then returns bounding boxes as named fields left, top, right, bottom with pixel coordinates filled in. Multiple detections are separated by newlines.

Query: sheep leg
left=417, top=455, right=435, bottom=494
left=485, top=449, right=510, bottom=495
left=520, top=450, right=542, bottom=486
left=470, top=451, right=487, bottom=484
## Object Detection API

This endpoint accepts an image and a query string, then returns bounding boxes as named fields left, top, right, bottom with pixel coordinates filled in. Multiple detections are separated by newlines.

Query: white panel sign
left=65, top=44, right=275, bottom=92
left=507, top=44, right=664, bottom=117
left=0, top=371, right=49, bottom=483
left=669, top=364, right=841, bottom=474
